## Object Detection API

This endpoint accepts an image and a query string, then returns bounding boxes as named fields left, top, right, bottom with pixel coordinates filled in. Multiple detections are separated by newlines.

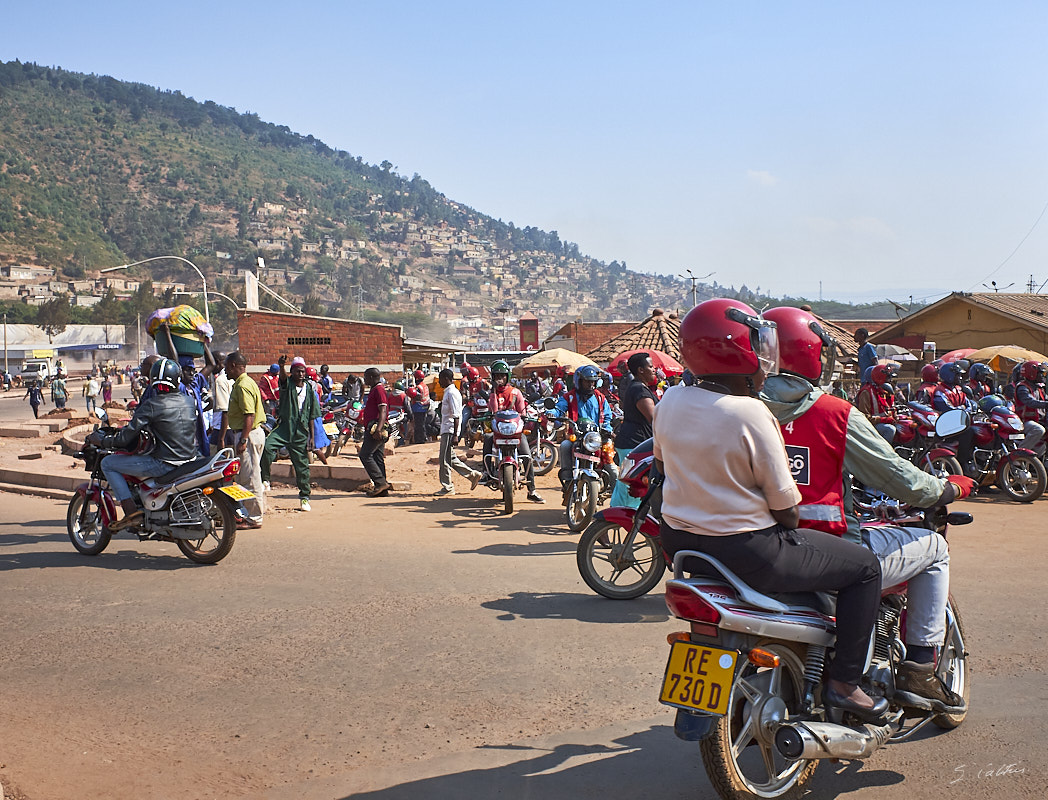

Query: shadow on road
left=0, top=546, right=205, bottom=571
left=453, top=540, right=576, bottom=557
left=481, top=591, right=670, bottom=624
left=338, top=724, right=905, bottom=800
left=349, top=496, right=574, bottom=536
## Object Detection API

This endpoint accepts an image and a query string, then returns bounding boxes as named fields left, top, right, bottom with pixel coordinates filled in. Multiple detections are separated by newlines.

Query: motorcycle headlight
left=496, top=421, right=519, bottom=435
left=582, top=431, right=602, bottom=452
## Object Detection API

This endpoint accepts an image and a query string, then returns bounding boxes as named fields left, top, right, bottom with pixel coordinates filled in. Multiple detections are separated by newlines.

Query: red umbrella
left=939, top=348, right=976, bottom=363
left=608, top=348, right=684, bottom=378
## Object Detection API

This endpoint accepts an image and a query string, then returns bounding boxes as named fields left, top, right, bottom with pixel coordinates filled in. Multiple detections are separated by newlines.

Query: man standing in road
left=84, top=373, right=101, bottom=417
left=261, top=356, right=321, bottom=512
left=434, top=368, right=482, bottom=496
left=222, top=351, right=266, bottom=528
left=359, top=367, right=390, bottom=497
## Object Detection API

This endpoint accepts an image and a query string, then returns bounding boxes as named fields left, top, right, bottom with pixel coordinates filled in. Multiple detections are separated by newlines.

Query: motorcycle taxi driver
left=484, top=360, right=544, bottom=503
left=85, top=357, right=201, bottom=530
left=555, top=364, right=614, bottom=505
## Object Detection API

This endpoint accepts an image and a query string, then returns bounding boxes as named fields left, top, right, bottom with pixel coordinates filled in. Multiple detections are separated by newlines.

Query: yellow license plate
left=323, top=422, right=339, bottom=435
left=659, top=641, right=738, bottom=716
left=219, top=484, right=255, bottom=501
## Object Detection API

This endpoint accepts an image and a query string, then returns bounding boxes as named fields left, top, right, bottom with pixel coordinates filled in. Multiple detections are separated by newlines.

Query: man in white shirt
left=84, top=375, right=101, bottom=417
left=434, top=368, right=482, bottom=496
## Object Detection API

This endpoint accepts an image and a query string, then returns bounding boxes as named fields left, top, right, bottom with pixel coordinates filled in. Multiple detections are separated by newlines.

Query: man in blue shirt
left=855, top=328, right=877, bottom=384
left=555, top=364, right=614, bottom=504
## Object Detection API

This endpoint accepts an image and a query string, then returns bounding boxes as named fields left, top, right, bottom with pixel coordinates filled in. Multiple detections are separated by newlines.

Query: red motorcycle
left=482, top=409, right=531, bottom=514
left=961, top=395, right=1046, bottom=502
left=891, top=402, right=962, bottom=476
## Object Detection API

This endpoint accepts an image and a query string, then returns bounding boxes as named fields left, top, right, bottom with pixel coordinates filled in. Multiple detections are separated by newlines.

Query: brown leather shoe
left=895, top=660, right=965, bottom=712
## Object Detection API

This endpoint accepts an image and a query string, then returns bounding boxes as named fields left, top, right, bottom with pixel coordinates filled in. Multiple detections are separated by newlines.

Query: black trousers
left=412, top=410, right=428, bottom=444
left=661, top=523, right=881, bottom=684
left=359, top=431, right=387, bottom=485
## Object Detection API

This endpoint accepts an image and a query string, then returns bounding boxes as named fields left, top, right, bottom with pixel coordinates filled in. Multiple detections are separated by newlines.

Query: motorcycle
left=577, top=436, right=666, bottom=599
left=660, top=497, right=971, bottom=799
left=329, top=400, right=366, bottom=456
left=564, top=417, right=618, bottom=532
left=526, top=402, right=563, bottom=477
left=464, top=394, right=492, bottom=448
left=959, top=395, right=1046, bottom=502
left=482, top=409, right=531, bottom=514
left=68, top=421, right=247, bottom=564
left=891, top=401, right=963, bottom=476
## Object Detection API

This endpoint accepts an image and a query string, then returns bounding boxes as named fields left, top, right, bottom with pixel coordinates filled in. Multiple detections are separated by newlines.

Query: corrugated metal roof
left=584, top=309, right=682, bottom=363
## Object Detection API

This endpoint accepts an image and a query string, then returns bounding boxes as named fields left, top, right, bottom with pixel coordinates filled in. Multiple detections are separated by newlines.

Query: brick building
left=235, top=310, right=403, bottom=374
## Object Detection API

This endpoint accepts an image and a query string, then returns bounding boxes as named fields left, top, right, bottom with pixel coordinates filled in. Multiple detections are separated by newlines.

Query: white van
left=20, top=359, right=54, bottom=383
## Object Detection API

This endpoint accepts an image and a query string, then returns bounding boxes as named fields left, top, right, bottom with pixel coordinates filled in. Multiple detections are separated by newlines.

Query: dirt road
left=0, top=456, right=1045, bottom=799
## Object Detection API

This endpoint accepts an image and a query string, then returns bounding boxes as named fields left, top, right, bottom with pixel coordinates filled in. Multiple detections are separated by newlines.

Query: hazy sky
left=4, top=1, right=1047, bottom=304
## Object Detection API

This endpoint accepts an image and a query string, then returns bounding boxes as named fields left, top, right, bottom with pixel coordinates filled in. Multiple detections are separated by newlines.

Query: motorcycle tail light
left=747, top=648, right=781, bottom=668
left=222, top=460, right=240, bottom=478
left=665, top=584, right=722, bottom=625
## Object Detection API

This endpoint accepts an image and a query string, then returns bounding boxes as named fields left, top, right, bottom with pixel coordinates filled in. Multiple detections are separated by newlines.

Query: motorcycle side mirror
left=543, top=397, right=557, bottom=409
left=947, top=512, right=973, bottom=526
left=95, top=407, right=109, bottom=423
left=935, top=408, right=969, bottom=437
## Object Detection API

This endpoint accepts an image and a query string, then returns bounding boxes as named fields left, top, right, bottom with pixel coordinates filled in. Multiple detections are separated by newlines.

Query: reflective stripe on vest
left=779, top=392, right=851, bottom=537
left=1015, top=380, right=1046, bottom=423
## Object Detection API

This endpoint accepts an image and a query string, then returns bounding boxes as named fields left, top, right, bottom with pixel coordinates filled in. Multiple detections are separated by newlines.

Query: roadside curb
left=0, top=481, right=74, bottom=501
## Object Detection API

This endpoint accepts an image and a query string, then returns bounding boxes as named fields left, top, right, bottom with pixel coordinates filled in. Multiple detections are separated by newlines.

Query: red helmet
left=921, top=363, right=940, bottom=383
left=459, top=361, right=471, bottom=374
left=679, top=298, right=779, bottom=377
left=306, top=367, right=319, bottom=381
left=870, top=363, right=897, bottom=385
left=762, top=307, right=836, bottom=384
left=1021, top=360, right=1045, bottom=382
left=413, top=369, right=425, bottom=383
left=466, top=366, right=480, bottom=382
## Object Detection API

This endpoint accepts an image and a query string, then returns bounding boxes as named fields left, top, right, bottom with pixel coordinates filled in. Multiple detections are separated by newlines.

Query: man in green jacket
left=261, top=355, right=321, bottom=512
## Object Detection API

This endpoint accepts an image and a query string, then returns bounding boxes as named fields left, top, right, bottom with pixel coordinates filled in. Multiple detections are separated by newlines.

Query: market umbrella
left=967, top=345, right=1048, bottom=372
left=875, top=343, right=918, bottom=361
left=608, top=348, right=685, bottom=378
left=512, top=348, right=598, bottom=377
left=939, top=348, right=977, bottom=363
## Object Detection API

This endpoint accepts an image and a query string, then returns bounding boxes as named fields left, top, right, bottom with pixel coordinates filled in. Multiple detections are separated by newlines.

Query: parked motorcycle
left=482, top=409, right=531, bottom=514
left=68, top=424, right=247, bottom=564
left=660, top=499, right=971, bottom=799
left=564, top=417, right=618, bottom=532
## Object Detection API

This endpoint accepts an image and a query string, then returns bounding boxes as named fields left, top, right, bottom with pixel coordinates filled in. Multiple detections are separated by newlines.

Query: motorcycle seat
left=765, top=591, right=837, bottom=616
left=152, top=456, right=214, bottom=485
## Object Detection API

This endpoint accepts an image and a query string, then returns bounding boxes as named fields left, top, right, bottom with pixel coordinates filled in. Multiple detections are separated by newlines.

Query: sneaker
left=262, top=481, right=271, bottom=492
left=469, top=471, right=482, bottom=491
left=894, top=660, right=965, bottom=711
left=300, top=499, right=311, bottom=512
left=367, top=482, right=391, bottom=497
left=433, top=487, right=455, bottom=496
left=527, top=492, right=545, bottom=504
left=237, top=518, right=263, bottom=530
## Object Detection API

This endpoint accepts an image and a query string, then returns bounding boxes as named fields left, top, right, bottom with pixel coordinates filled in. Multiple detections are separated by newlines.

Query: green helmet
left=491, top=360, right=510, bottom=378
left=393, top=379, right=406, bottom=391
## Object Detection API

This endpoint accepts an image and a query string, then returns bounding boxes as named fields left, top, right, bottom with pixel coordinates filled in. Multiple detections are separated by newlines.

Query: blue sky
left=4, top=1, right=1047, bottom=304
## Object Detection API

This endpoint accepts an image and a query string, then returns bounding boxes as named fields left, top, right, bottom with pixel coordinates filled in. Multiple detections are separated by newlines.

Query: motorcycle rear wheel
left=934, top=594, right=970, bottom=729
left=533, top=440, right=557, bottom=476
left=176, top=493, right=237, bottom=564
left=501, top=463, right=514, bottom=514
left=566, top=477, right=598, bottom=532
left=997, top=454, right=1046, bottom=503
left=576, top=519, right=665, bottom=599
left=922, top=454, right=962, bottom=478
left=701, top=642, right=817, bottom=800
left=66, top=492, right=112, bottom=556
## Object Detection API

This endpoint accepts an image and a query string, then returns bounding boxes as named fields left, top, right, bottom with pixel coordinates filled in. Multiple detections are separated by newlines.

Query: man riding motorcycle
left=854, top=363, right=899, bottom=443
left=965, top=362, right=995, bottom=400
left=86, top=357, right=201, bottom=531
left=483, top=360, right=544, bottom=503
left=914, top=363, right=940, bottom=405
left=1012, top=359, right=1048, bottom=454
left=933, top=362, right=979, bottom=476
left=762, top=306, right=973, bottom=712
left=555, top=364, right=614, bottom=505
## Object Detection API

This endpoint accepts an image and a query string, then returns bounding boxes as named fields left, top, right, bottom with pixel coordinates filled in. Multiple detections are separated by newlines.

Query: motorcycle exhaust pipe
left=774, top=720, right=894, bottom=761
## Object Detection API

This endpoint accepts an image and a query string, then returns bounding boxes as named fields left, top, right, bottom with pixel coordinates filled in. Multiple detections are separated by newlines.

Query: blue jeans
left=101, top=453, right=174, bottom=502
left=86, top=397, right=97, bottom=415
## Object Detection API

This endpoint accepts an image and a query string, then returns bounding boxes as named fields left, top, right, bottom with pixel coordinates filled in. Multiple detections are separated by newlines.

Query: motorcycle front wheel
left=934, top=594, right=970, bottom=729
left=700, top=642, right=817, bottom=800
left=532, top=440, right=557, bottom=476
left=997, top=454, right=1046, bottom=502
left=177, top=493, right=237, bottom=564
left=501, top=463, right=514, bottom=514
left=66, top=492, right=112, bottom=556
left=566, top=477, right=598, bottom=532
left=576, top=519, right=665, bottom=599
left=922, top=454, right=962, bottom=478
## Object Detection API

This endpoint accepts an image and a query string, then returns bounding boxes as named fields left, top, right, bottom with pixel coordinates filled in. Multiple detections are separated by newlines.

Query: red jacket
left=258, top=373, right=280, bottom=403
left=491, top=384, right=525, bottom=414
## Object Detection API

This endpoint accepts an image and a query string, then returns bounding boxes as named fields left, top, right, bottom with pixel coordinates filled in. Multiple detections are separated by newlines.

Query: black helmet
left=150, top=357, right=181, bottom=391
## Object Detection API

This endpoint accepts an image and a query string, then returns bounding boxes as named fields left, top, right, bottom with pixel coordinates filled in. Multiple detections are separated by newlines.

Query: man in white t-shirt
left=434, top=369, right=482, bottom=496
left=84, top=375, right=101, bottom=417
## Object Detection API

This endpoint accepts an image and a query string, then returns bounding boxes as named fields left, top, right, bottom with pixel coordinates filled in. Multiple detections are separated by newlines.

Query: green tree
left=36, top=297, right=71, bottom=341
left=91, top=289, right=125, bottom=326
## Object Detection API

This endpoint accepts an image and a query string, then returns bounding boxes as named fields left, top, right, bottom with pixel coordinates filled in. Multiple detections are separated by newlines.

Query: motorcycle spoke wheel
left=533, top=440, right=557, bottom=476
left=701, top=643, right=817, bottom=800
left=566, top=478, right=598, bottom=532
left=934, top=595, right=971, bottom=729
left=576, top=520, right=665, bottom=599
left=66, top=493, right=111, bottom=556
left=997, top=455, right=1046, bottom=502
left=923, top=455, right=961, bottom=478
left=176, top=495, right=237, bottom=564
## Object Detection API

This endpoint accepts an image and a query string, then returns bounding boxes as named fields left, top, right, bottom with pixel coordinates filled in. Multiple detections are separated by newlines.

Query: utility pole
left=678, top=269, right=714, bottom=308
left=3, top=312, right=7, bottom=373
left=1027, top=274, right=1037, bottom=293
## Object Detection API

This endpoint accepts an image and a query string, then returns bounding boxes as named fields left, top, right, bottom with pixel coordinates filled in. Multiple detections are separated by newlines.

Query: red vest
left=779, top=393, right=851, bottom=537
left=567, top=390, right=606, bottom=424
left=936, top=383, right=966, bottom=409
left=1014, top=380, right=1046, bottom=423
left=915, top=382, right=937, bottom=405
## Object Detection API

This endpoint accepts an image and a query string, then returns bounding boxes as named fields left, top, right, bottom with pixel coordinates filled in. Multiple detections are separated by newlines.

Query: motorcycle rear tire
left=997, top=454, right=1046, bottom=503
left=502, top=463, right=514, bottom=515
left=533, top=440, right=557, bottom=476
left=934, top=594, right=970, bottom=729
left=922, top=454, right=962, bottom=478
left=176, top=493, right=237, bottom=564
left=66, top=492, right=112, bottom=556
left=566, top=477, right=598, bottom=533
left=576, top=519, right=665, bottom=599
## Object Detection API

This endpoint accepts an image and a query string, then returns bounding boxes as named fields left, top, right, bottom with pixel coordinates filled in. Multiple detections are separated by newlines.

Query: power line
left=968, top=194, right=1048, bottom=291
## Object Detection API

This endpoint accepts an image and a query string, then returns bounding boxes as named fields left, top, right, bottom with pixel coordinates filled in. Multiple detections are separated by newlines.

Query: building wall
left=876, top=301, right=1048, bottom=354
left=236, top=310, right=403, bottom=373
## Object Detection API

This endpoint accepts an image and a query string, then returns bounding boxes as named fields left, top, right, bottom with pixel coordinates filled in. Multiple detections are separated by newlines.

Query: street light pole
left=102, top=255, right=210, bottom=323
left=678, top=269, right=715, bottom=308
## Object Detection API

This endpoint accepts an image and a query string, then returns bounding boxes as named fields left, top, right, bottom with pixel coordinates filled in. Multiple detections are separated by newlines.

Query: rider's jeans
left=1022, top=420, right=1045, bottom=453
left=101, top=453, right=172, bottom=502
left=863, top=525, right=949, bottom=648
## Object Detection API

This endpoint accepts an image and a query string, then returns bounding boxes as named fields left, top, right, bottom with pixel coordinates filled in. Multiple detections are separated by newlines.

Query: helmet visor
left=727, top=307, right=780, bottom=376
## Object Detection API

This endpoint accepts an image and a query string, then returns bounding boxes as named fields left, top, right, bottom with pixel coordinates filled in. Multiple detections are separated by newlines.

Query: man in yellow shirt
left=221, top=351, right=267, bottom=528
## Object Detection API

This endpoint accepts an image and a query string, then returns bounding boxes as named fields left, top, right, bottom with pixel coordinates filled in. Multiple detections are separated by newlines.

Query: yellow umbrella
left=512, top=348, right=598, bottom=377
left=967, top=345, right=1048, bottom=372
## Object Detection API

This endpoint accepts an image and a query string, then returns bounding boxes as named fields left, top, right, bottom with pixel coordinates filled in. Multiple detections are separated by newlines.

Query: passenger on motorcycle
left=87, top=358, right=201, bottom=531
left=914, top=363, right=940, bottom=406
left=762, top=307, right=972, bottom=711
left=483, top=360, right=544, bottom=503
left=1012, top=360, right=1048, bottom=454
left=854, top=363, right=899, bottom=443
left=656, top=298, right=887, bottom=723
left=965, top=362, right=995, bottom=401
left=556, top=364, right=615, bottom=505
left=458, top=364, right=485, bottom=445
left=933, top=362, right=979, bottom=476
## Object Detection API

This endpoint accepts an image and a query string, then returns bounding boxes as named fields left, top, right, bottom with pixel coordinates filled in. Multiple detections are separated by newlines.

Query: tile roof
left=584, top=308, right=683, bottom=363
left=966, top=293, right=1048, bottom=327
